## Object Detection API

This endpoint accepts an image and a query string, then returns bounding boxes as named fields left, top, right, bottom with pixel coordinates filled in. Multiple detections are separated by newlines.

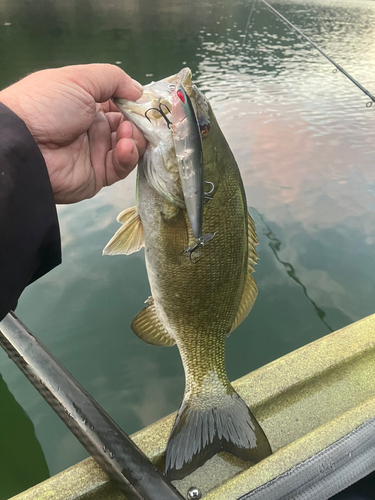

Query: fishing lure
left=172, top=84, right=205, bottom=240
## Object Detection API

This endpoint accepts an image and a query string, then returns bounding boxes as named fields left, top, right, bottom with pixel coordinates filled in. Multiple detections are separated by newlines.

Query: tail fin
left=165, top=390, right=272, bottom=480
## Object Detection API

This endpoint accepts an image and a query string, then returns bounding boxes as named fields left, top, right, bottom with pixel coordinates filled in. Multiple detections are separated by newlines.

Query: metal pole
left=0, top=312, right=184, bottom=500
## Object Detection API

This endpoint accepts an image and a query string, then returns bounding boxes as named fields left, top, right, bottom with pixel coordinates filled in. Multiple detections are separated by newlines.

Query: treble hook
left=182, top=233, right=215, bottom=264
left=145, top=99, right=173, bottom=129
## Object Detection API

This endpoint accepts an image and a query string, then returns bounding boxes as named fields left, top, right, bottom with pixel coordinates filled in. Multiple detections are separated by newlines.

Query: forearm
left=0, top=102, right=61, bottom=321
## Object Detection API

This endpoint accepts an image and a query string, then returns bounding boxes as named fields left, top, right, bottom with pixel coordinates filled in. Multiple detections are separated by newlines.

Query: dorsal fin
left=131, top=297, right=176, bottom=347
left=229, top=213, right=259, bottom=335
left=103, top=206, right=144, bottom=255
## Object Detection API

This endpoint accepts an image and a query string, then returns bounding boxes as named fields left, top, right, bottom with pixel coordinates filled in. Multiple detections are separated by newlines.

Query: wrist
left=0, top=89, right=20, bottom=116
left=0, top=88, right=44, bottom=156
left=0, top=89, right=29, bottom=131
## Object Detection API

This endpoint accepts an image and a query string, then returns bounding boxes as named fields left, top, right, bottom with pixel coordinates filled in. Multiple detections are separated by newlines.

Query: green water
left=1, top=0, right=375, bottom=497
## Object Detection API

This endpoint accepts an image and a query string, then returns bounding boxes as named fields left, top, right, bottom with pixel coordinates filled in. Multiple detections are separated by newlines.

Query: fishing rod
left=254, top=0, right=375, bottom=107
left=0, top=312, right=184, bottom=500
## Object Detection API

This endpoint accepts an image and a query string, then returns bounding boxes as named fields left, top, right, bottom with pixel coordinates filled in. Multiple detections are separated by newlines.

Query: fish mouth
left=114, top=68, right=193, bottom=143
left=115, top=68, right=209, bottom=243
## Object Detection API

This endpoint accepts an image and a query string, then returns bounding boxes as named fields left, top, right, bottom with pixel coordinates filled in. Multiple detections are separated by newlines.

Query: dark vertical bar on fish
left=0, top=312, right=184, bottom=500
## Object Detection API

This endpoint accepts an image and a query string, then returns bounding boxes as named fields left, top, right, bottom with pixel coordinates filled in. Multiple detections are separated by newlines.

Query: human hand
left=0, top=64, right=147, bottom=203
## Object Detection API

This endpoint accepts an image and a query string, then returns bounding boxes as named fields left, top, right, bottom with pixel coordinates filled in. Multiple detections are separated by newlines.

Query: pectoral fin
left=103, top=206, right=144, bottom=255
left=131, top=298, right=176, bottom=347
left=229, top=214, right=259, bottom=335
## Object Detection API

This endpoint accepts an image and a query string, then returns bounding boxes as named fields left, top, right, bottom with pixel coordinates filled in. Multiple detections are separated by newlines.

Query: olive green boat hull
left=11, top=313, right=375, bottom=499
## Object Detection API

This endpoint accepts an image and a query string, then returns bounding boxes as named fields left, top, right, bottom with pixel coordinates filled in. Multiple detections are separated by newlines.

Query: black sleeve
left=0, top=102, right=61, bottom=321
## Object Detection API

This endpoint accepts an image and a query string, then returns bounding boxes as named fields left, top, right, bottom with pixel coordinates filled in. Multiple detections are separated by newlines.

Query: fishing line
left=247, top=0, right=375, bottom=107
left=242, top=0, right=257, bottom=46
left=250, top=208, right=334, bottom=334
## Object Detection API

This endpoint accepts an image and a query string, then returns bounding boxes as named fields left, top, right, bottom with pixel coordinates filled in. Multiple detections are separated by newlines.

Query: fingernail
left=96, top=111, right=107, bottom=121
left=129, top=122, right=135, bottom=138
left=132, top=79, right=143, bottom=93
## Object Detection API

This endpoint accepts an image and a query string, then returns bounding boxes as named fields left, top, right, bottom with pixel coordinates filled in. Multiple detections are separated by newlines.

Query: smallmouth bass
left=104, top=68, right=272, bottom=480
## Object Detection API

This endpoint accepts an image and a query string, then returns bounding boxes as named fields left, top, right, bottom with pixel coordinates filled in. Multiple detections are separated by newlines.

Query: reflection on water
left=0, top=0, right=375, bottom=495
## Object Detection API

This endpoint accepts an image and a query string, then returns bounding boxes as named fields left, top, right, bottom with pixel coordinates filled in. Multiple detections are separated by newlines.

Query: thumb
left=58, top=63, right=143, bottom=103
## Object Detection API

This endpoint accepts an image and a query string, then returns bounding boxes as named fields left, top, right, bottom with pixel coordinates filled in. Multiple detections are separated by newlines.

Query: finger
left=88, top=111, right=112, bottom=191
left=105, top=138, right=139, bottom=185
left=105, top=112, right=124, bottom=133
left=98, top=100, right=120, bottom=114
left=116, top=120, right=147, bottom=158
left=111, top=131, right=117, bottom=150
left=106, top=114, right=147, bottom=156
left=60, top=63, right=143, bottom=103
left=109, top=100, right=123, bottom=113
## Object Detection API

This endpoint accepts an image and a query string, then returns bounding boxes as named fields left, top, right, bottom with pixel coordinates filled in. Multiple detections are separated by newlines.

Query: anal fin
left=131, top=297, right=175, bottom=347
left=103, top=206, right=144, bottom=256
